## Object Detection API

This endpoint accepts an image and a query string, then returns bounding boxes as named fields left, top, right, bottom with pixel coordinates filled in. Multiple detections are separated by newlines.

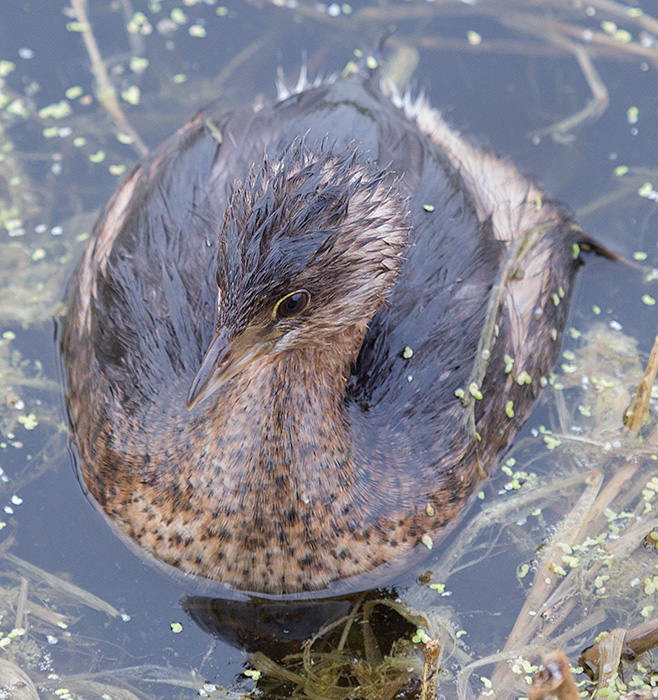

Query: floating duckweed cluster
left=500, top=457, right=535, bottom=491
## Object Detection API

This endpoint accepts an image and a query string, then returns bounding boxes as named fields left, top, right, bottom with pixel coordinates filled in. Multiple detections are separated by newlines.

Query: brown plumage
left=62, top=70, right=590, bottom=595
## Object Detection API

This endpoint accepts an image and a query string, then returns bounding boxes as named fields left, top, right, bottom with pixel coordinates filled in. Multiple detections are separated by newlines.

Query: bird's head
left=187, top=142, right=410, bottom=408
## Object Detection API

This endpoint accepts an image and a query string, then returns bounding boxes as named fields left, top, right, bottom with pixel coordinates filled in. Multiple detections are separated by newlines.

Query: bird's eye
left=273, top=290, right=311, bottom=320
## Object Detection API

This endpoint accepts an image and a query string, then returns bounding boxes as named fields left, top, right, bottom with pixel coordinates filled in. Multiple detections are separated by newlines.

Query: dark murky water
left=1, top=1, right=658, bottom=698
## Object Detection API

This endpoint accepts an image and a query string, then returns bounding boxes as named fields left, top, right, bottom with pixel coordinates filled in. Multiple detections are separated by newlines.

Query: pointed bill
left=186, top=325, right=279, bottom=409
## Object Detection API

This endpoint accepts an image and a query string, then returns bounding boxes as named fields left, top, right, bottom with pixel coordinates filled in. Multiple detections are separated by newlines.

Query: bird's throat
left=199, top=326, right=367, bottom=502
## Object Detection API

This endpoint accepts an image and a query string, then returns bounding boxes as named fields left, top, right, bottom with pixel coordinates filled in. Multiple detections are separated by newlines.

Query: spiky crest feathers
left=216, top=142, right=410, bottom=345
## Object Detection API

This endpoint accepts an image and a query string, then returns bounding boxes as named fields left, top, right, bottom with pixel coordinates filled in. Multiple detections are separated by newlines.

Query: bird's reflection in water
left=182, top=594, right=353, bottom=656
left=181, top=588, right=421, bottom=685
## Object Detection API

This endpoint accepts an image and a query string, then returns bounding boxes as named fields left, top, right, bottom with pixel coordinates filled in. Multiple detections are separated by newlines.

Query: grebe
left=63, top=64, right=595, bottom=595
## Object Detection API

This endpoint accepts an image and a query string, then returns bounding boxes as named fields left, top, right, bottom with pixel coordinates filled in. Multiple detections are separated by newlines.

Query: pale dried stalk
left=9, top=591, right=73, bottom=627
left=14, top=577, right=28, bottom=630
left=582, top=628, right=626, bottom=700
left=421, top=640, right=441, bottom=700
left=4, top=553, right=121, bottom=617
left=69, top=0, right=148, bottom=157
left=484, top=470, right=603, bottom=700
left=573, top=460, right=639, bottom=539
left=625, top=334, right=658, bottom=434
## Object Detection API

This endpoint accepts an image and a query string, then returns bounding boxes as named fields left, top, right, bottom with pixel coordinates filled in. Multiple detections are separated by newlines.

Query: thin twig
left=336, top=591, right=366, bottom=652
left=69, top=0, right=148, bottom=157
left=460, top=224, right=547, bottom=441
left=529, top=36, right=609, bottom=140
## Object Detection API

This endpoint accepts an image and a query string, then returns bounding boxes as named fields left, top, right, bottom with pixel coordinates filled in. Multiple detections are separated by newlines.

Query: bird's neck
left=204, top=324, right=368, bottom=494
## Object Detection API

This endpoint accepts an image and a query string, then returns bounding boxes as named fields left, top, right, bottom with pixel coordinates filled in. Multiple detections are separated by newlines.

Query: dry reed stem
left=625, top=335, right=658, bottom=433
left=69, top=0, right=148, bottom=157
left=483, top=470, right=603, bottom=700
left=580, top=617, right=658, bottom=676
left=14, top=577, right=28, bottom=630
left=421, top=640, right=441, bottom=700
left=6, top=588, right=73, bottom=627
left=573, top=460, right=639, bottom=540
left=622, top=617, right=658, bottom=656
left=0, top=659, right=39, bottom=700
left=581, top=628, right=626, bottom=700
left=3, top=553, right=121, bottom=617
